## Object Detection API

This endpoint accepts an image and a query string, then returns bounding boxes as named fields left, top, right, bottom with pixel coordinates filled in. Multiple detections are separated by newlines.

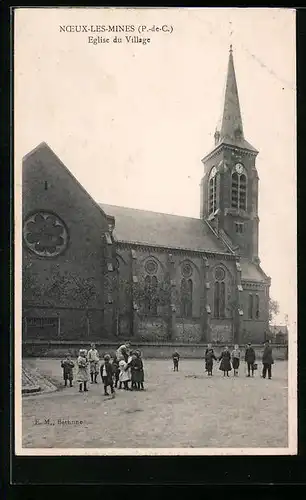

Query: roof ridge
left=99, top=203, right=202, bottom=220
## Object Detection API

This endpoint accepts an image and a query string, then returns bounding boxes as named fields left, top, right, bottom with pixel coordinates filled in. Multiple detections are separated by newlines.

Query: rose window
left=23, top=212, right=68, bottom=257
left=214, top=267, right=225, bottom=281
left=145, top=259, right=158, bottom=275
left=182, top=262, right=193, bottom=278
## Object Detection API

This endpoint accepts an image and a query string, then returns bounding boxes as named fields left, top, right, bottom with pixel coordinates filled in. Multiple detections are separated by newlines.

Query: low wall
left=22, top=340, right=288, bottom=361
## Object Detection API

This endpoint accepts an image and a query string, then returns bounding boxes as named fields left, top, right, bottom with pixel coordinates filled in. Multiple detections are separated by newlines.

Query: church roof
left=240, top=258, right=268, bottom=282
left=99, top=204, right=230, bottom=254
left=213, top=45, right=258, bottom=154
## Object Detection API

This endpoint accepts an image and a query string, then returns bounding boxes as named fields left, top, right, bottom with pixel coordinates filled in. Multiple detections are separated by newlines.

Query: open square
left=21, top=358, right=288, bottom=449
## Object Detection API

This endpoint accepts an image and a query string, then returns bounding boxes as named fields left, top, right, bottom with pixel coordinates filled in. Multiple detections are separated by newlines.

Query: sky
left=15, top=7, right=296, bottom=329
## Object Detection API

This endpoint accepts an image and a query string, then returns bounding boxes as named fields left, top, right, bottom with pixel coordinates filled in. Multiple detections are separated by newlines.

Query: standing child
left=76, top=349, right=89, bottom=392
left=88, top=343, right=100, bottom=384
left=231, top=344, right=241, bottom=377
left=219, top=346, right=232, bottom=377
left=172, top=351, right=180, bottom=372
left=204, top=344, right=217, bottom=376
left=118, top=358, right=130, bottom=390
left=100, top=354, right=115, bottom=397
left=61, top=354, right=74, bottom=387
left=130, top=350, right=144, bottom=390
left=128, top=351, right=138, bottom=390
left=245, top=343, right=256, bottom=377
left=136, top=350, right=144, bottom=390
left=112, top=354, right=120, bottom=388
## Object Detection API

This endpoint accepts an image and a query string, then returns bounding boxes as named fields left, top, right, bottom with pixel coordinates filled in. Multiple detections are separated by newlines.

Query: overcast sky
left=15, top=7, right=296, bottom=329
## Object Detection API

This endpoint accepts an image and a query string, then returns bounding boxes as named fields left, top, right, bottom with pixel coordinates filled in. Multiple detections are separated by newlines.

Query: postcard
left=14, top=7, right=297, bottom=456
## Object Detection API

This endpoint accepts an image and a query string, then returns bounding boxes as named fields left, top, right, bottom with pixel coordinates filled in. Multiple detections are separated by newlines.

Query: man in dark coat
left=262, top=341, right=274, bottom=379
left=245, top=343, right=256, bottom=377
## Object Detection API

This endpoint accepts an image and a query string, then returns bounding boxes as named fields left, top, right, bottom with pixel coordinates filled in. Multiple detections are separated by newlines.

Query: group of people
left=60, top=341, right=145, bottom=398
left=172, top=341, right=275, bottom=379
left=60, top=340, right=275, bottom=396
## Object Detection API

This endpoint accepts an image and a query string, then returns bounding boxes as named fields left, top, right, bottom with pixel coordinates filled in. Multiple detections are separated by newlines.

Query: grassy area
left=22, top=358, right=288, bottom=449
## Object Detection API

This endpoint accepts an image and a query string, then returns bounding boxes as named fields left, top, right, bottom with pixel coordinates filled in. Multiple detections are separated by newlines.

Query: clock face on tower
left=235, top=163, right=244, bottom=174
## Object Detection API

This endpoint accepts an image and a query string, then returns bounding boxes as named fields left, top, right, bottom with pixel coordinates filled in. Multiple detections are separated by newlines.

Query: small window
left=235, top=222, right=244, bottom=234
left=255, top=294, right=260, bottom=319
left=231, top=168, right=247, bottom=210
left=248, top=294, right=253, bottom=319
left=208, top=167, right=217, bottom=215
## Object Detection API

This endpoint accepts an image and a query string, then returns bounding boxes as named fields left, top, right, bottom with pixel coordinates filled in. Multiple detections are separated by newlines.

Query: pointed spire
left=212, top=45, right=258, bottom=153
left=218, top=45, right=244, bottom=144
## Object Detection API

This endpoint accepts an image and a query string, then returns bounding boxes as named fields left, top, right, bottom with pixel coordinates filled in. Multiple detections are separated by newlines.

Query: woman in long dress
left=219, top=346, right=232, bottom=377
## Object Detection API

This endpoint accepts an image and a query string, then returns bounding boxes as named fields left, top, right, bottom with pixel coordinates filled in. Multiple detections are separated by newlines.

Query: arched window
left=180, top=278, right=193, bottom=318
left=248, top=294, right=253, bottom=319
left=231, top=167, right=247, bottom=210
left=231, top=172, right=239, bottom=209
left=208, top=167, right=217, bottom=215
left=240, top=174, right=247, bottom=210
left=144, top=275, right=151, bottom=314
left=255, top=294, right=260, bottom=319
left=151, top=275, right=158, bottom=315
left=187, top=279, right=193, bottom=317
left=213, top=267, right=226, bottom=318
left=144, top=275, right=159, bottom=315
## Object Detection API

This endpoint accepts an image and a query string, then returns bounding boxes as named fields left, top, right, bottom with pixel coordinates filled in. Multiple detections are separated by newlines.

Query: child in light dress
left=118, top=358, right=130, bottom=390
left=76, top=349, right=89, bottom=392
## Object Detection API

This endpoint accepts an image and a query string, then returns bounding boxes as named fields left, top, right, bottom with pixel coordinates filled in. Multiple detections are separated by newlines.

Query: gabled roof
left=240, top=258, right=268, bottom=282
left=23, top=142, right=111, bottom=221
left=99, top=204, right=230, bottom=254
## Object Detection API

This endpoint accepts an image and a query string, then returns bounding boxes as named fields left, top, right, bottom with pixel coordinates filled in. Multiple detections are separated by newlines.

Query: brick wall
left=22, top=144, right=114, bottom=340
left=175, top=321, right=202, bottom=342
left=22, top=340, right=288, bottom=360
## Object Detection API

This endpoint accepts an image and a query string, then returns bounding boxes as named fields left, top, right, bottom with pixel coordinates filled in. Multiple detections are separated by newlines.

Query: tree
left=118, top=276, right=175, bottom=316
left=68, top=274, right=97, bottom=336
left=269, top=297, right=280, bottom=324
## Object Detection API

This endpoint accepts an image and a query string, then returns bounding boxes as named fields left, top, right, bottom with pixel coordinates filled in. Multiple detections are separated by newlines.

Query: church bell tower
left=200, top=45, right=260, bottom=261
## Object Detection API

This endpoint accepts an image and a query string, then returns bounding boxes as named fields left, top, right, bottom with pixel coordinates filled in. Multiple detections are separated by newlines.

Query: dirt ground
left=21, top=358, right=288, bottom=449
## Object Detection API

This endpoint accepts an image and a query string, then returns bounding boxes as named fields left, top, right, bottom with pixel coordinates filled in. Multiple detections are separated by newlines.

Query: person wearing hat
left=116, top=341, right=131, bottom=363
left=100, top=354, right=115, bottom=397
left=262, top=340, right=274, bottom=379
left=244, top=343, right=256, bottom=377
left=76, top=349, right=89, bottom=392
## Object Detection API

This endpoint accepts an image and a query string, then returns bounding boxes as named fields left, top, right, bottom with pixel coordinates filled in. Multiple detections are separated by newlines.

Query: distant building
left=22, top=46, right=270, bottom=344
left=269, top=326, right=289, bottom=344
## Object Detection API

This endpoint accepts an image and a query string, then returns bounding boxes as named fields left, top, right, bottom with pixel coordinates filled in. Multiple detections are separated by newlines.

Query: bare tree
left=269, top=297, right=280, bottom=324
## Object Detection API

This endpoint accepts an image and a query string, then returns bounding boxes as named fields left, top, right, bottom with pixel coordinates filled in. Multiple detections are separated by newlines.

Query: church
left=22, top=46, right=270, bottom=345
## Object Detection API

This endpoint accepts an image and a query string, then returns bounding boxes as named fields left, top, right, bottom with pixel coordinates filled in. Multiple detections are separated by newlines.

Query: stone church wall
left=22, top=144, right=112, bottom=341
left=136, top=317, right=168, bottom=341
left=240, top=286, right=269, bottom=344
left=174, top=321, right=202, bottom=342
